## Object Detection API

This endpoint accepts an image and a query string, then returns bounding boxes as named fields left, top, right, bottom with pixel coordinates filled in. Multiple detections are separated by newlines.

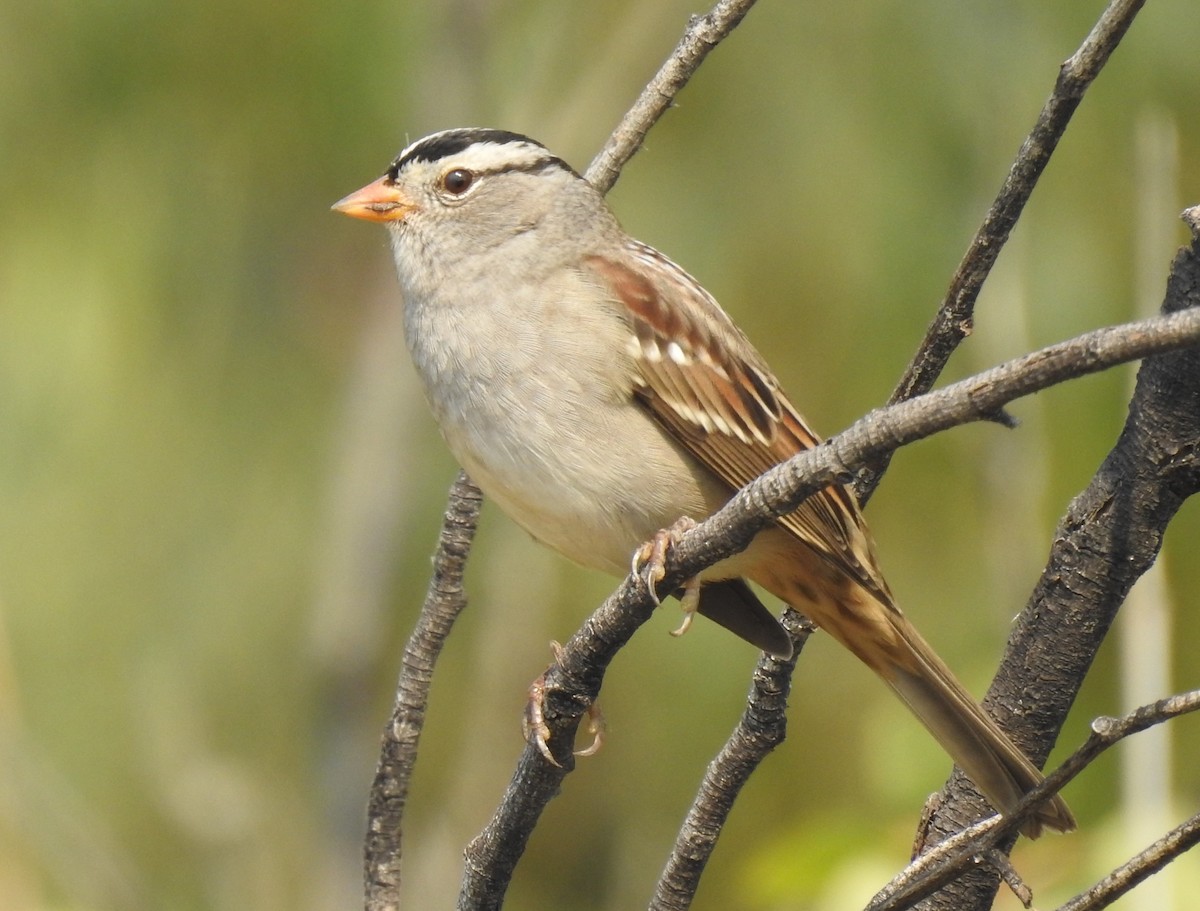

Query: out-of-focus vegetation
left=1, top=2, right=1197, bottom=909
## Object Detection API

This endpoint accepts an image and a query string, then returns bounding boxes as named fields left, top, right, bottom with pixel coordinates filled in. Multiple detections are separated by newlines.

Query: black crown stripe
left=385, top=129, right=578, bottom=182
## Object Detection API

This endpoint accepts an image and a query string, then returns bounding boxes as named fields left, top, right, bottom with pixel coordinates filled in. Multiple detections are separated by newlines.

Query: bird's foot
left=522, top=641, right=605, bottom=766
left=631, top=517, right=701, bottom=637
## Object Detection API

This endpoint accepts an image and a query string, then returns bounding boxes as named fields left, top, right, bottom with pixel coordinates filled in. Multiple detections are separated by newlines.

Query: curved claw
left=631, top=517, right=699, bottom=605
left=632, top=518, right=704, bottom=637
left=522, top=667, right=562, bottom=767
left=573, top=703, right=606, bottom=757
left=669, top=575, right=702, bottom=638
left=631, top=539, right=666, bottom=604
left=522, top=641, right=606, bottom=765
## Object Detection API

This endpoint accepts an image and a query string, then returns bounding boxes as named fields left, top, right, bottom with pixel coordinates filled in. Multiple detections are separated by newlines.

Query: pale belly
left=402, top=274, right=747, bottom=579
left=439, top=390, right=730, bottom=578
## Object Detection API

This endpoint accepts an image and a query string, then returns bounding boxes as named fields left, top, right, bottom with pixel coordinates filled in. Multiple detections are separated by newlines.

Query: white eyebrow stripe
left=444, top=141, right=557, bottom=173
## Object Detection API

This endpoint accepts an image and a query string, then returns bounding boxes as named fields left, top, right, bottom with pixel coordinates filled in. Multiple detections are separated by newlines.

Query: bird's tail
left=851, top=596, right=1075, bottom=838
left=759, top=555, right=1076, bottom=838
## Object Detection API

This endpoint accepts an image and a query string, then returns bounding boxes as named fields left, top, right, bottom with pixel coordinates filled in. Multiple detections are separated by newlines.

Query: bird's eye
left=441, top=168, right=475, bottom=195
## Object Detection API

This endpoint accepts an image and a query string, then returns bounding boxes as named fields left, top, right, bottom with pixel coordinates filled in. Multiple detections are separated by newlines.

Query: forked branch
left=866, top=690, right=1200, bottom=911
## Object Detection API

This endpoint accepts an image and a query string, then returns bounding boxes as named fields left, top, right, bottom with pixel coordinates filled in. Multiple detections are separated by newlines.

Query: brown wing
left=584, top=242, right=891, bottom=605
left=584, top=246, right=1079, bottom=836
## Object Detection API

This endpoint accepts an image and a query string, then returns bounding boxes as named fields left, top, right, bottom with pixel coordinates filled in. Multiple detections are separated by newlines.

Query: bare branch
left=1055, top=812, right=1200, bottom=911
left=461, top=300, right=1200, bottom=911
left=985, top=849, right=1033, bottom=909
left=856, top=0, right=1148, bottom=503
left=867, top=817, right=1004, bottom=911
left=632, top=5, right=1154, bottom=903
left=911, top=213, right=1200, bottom=909
left=1049, top=691, right=1200, bottom=798
left=363, top=472, right=482, bottom=911
left=583, top=0, right=761, bottom=194
left=649, top=611, right=814, bottom=911
left=865, top=690, right=1200, bottom=911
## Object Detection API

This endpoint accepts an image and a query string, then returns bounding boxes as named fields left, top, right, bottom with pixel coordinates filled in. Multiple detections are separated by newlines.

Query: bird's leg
left=574, top=699, right=606, bottom=757
left=631, top=516, right=700, bottom=636
left=522, top=662, right=559, bottom=766
left=522, top=641, right=605, bottom=766
left=669, top=575, right=702, bottom=638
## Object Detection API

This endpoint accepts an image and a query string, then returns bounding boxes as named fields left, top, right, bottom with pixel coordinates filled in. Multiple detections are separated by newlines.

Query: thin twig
left=984, top=849, right=1033, bottom=908
left=363, top=472, right=482, bottom=911
left=864, top=690, right=1200, bottom=911
left=1038, top=691, right=1200, bottom=823
left=864, top=818, right=1003, bottom=911
left=856, top=0, right=1147, bottom=504
left=909, top=211, right=1200, bottom=910
left=649, top=611, right=814, bottom=911
left=584, top=0, right=761, bottom=194
left=1055, top=812, right=1200, bottom=911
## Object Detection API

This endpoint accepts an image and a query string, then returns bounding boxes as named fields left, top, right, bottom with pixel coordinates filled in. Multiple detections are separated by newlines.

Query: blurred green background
left=1, top=1, right=1198, bottom=909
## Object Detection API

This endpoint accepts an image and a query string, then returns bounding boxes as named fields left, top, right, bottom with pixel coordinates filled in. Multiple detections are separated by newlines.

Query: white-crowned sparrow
left=333, top=128, right=1074, bottom=836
